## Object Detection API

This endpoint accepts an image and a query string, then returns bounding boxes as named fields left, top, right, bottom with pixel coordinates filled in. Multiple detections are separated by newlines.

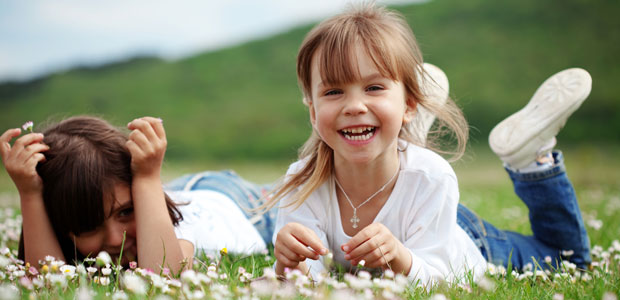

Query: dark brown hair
left=18, top=116, right=182, bottom=263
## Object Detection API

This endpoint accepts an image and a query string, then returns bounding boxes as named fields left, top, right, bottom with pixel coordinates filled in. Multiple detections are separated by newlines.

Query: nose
left=342, top=92, right=368, bottom=116
left=104, top=223, right=128, bottom=250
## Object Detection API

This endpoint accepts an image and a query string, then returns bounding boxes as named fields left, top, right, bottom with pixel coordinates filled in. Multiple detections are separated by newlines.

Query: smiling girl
left=266, top=3, right=591, bottom=285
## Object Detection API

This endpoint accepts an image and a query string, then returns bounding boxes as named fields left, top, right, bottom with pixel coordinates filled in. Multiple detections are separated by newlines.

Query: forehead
left=310, top=43, right=395, bottom=90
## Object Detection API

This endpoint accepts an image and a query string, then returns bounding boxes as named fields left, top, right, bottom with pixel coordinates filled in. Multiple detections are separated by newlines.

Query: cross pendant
left=350, top=209, right=360, bottom=229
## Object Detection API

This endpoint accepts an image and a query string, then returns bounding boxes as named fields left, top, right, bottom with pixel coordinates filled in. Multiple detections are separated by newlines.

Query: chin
left=337, top=151, right=377, bottom=164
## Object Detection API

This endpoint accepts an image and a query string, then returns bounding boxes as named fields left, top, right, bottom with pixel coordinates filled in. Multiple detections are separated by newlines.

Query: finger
left=293, top=228, right=327, bottom=256
left=0, top=128, right=21, bottom=156
left=128, top=118, right=159, bottom=144
left=139, top=117, right=166, bottom=140
left=128, top=129, right=152, bottom=153
left=125, top=140, right=144, bottom=158
left=282, top=234, right=320, bottom=260
left=26, top=153, right=47, bottom=169
left=345, top=234, right=386, bottom=260
left=351, top=238, right=396, bottom=268
left=275, top=251, right=300, bottom=268
left=15, top=153, right=47, bottom=180
left=276, top=243, right=306, bottom=263
left=361, top=249, right=394, bottom=268
left=342, top=225, right=379, bottom=253
left=16, top=143, right=49, bottom=163
left=12, top=133, right=44, bottom=149
left=9, top=134, right=45, bottom=162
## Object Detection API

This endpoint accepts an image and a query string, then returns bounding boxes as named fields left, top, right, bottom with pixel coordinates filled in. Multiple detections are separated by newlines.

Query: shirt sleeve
left=401, top=173, right=467, bottom=286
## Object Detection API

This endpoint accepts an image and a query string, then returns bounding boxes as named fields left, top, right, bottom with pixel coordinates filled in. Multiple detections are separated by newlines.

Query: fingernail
left=344, top=254, right=350, bottom=260
left=342, top=246, right=349, bottom=252
left=157, top=118, right=163, bottom=123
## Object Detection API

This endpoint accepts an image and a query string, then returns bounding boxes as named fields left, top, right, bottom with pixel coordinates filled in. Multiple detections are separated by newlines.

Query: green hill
left=1, top=0, right=618, bottom=163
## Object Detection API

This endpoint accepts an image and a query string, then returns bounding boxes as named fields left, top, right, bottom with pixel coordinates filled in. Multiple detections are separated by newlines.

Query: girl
left=268, top=4, right=591, bottom=285
left=0, top=116, right=272, bottom=273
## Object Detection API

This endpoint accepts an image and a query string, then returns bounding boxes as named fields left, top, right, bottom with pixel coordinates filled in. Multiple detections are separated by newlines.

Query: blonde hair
left=263, top=3, right=468, bottom=211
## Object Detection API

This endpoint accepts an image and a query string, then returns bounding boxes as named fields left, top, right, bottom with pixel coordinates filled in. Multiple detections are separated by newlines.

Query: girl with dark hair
left=0, top=116, right=272, bottom=273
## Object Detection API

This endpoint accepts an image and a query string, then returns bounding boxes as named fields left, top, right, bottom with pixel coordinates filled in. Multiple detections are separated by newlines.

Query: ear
left=403, top=97, right=417, bottom=124
left=306, top=98, right=317, bottom=127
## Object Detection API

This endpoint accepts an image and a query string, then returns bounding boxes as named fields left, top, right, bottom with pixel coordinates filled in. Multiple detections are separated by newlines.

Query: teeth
left=343, top=130, right=375, bottom=141
left=342, top=126, right=374, bottom=134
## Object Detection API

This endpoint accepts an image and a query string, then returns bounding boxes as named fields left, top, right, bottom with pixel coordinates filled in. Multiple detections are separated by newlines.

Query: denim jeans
left=165, top=170, right=277, bottom=245
left=457, top=151, right=591, bottom=270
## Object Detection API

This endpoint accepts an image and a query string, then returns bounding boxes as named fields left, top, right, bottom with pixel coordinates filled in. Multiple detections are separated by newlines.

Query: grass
left=0, top=144, right=619, bottom=298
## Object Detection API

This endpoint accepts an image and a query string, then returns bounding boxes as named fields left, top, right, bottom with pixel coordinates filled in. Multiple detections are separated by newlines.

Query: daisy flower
left=22, top=121, right=34, bottom=133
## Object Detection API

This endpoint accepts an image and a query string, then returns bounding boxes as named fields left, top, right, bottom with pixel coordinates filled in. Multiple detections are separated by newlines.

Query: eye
left=366, top=85, right=384, bottom=92
left=324, top=89, right=343, bottom=96
left=118, top=207, right=134, bottom=218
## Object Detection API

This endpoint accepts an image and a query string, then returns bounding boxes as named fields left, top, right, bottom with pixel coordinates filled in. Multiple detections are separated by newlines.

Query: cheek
left=314, top=105, right=337, bottom=128
left=73, top=236, right=102, bottom=257
left=376, top=103, right=407, bottom=133
left=127, top=221, right=137, bottom=238
left=120, top=219, right=138, bottom=241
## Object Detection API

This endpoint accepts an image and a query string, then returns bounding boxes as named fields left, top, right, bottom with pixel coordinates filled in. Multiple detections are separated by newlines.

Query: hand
left=274, top=222, right=328, bottom=274
left=126, top=117, right=166, bottom=178
left=0, top=129, right=48, bottom=197
left=341, top=223, right=411, bottom=273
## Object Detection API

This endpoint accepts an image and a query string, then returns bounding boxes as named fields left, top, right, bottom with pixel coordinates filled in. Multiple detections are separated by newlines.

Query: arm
left=272, top=177, right=329, bottom=277
left=399, top=174, right=467, bottom=285
left=126, top=117, right=189, bottom=273
left=0, top=129, right=63, bottom=264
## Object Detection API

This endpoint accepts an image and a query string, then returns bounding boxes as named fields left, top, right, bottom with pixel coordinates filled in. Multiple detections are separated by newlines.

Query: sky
left=0, top=0, right=423, bottom=83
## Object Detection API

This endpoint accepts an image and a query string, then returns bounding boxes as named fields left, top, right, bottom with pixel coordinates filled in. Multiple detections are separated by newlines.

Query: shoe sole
left=416, top=63, right=449, bottom=143
left=489, top=68, right=592, bottom=168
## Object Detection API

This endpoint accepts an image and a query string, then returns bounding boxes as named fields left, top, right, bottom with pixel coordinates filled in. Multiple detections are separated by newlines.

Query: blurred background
left=1, top=0, right=619, bottom=189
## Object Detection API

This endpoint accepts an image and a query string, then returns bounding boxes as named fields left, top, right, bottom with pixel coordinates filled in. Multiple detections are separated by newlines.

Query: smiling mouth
left=339, top=126, right=377, bottom=141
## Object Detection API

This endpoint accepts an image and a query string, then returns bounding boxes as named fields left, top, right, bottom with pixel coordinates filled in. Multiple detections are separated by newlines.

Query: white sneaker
left=489, top=68, right=592, bottom=168
left=415, top=63, right=449, bottom=143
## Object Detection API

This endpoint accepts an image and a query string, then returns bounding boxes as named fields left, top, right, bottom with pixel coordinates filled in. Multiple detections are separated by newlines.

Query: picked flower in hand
left=22, top=121, right=34, bottom=133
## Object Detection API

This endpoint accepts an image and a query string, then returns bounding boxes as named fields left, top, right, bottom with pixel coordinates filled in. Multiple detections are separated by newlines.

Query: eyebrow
left=109, top=200, right=133, bottom=217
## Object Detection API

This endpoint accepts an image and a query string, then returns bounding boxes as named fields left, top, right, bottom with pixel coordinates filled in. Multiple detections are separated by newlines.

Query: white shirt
left=273, top=143, right=487, bottom=285
left=168, top=190, right=267, bottom=255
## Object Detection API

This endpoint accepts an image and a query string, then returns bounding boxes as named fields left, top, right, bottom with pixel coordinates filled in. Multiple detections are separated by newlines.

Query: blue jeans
left=165, top=170, right=277, bottom=245
left=457, top=151, right=591, bottom=270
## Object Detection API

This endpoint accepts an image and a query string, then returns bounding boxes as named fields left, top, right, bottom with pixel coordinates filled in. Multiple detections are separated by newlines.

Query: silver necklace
left=334, top=166, right=400, bottom=229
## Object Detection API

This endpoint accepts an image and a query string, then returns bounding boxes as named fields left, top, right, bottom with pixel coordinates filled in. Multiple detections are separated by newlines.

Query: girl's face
left=70, top=183, right=137, bottom=265
left=308, top=45, right=416, bottom=166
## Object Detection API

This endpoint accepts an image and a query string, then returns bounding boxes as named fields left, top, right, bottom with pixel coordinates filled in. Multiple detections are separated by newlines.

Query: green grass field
left=1, top=144, right=618, bottom=298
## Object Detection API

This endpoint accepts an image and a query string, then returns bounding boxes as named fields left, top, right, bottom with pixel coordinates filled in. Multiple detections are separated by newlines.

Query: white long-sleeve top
left=168, top=190, right=267, bottom=255
left=273, top=143, right=487, bottom=285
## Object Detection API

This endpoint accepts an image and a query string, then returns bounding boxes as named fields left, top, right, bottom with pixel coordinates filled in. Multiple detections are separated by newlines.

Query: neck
left=333, top=150, right=401, bottom=205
